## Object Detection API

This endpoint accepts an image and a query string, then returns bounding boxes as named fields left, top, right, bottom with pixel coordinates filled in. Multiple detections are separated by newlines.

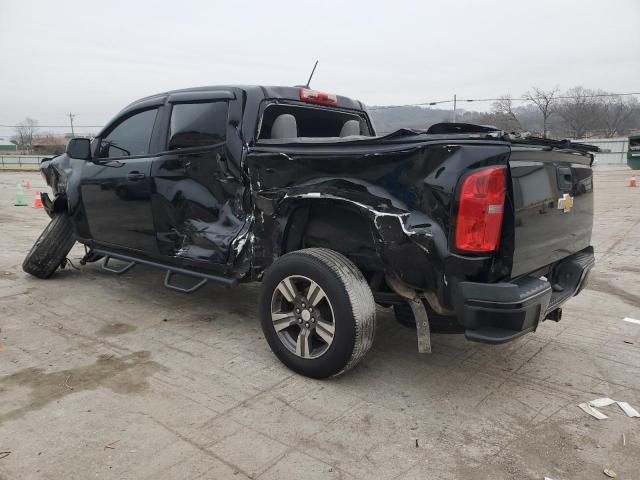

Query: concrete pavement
left=0, top=169, right=639, bottom=479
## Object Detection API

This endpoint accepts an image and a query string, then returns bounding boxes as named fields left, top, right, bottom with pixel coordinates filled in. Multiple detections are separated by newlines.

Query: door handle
left=127, top=172, right=146, bottom=181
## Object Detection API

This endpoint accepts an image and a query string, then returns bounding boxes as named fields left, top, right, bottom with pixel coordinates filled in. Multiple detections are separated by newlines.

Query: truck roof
left=123, top=85, right=367, bottom=114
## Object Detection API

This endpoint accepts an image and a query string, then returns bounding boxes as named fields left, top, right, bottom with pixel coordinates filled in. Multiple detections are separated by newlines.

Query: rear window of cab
left=258, top=103, right=373, bottom=140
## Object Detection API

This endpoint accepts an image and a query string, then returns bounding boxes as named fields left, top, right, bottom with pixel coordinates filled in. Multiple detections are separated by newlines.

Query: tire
left=22, top=214, right=76, bottom=279
left=259, top=248, right=376, bottom=379
left=393, top=301, right=464, bottom=333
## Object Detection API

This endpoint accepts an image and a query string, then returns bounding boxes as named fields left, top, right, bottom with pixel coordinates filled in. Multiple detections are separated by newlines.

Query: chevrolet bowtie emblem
left=558, top=193, right=574, bottom=213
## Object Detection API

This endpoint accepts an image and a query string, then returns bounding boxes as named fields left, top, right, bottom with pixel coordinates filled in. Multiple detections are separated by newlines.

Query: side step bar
left=93, top=249, right=238, bottom=293
left=103, top=256, right=136, bottom=274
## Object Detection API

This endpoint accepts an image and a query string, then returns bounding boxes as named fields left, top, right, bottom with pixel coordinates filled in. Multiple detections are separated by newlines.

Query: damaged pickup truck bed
left=26, top=85, right=596, bottom=378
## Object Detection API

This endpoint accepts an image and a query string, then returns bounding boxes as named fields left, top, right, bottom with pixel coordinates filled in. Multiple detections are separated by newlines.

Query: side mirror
left=66, top=137, right=92, bottom=160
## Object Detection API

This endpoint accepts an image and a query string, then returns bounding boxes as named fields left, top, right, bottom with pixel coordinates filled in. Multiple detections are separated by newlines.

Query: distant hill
left=368, top=99, right=639, bottom=139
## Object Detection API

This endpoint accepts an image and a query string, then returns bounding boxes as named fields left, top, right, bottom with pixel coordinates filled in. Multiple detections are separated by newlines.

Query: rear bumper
left=455, top=247, right=594, bottom=344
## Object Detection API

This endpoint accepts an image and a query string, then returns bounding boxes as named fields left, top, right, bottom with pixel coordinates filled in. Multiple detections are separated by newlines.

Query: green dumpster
left=629, top=135, right=640, bottom=170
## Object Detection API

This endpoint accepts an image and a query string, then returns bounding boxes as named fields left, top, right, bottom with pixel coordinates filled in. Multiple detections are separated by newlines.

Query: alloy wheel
left=270, top=275, right=335, bottom=359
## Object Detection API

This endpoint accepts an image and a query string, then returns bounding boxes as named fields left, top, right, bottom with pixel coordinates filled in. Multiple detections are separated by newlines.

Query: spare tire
left=22, top=214, right=76, bottom=279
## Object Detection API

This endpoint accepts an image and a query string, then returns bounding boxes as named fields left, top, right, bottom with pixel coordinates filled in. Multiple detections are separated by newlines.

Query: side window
left=98, top=108, right=158, bottom=158
left=168, top=102, right=228, bottom=150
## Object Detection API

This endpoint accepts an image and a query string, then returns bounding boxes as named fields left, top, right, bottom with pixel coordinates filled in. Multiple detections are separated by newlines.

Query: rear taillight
left=299, top=88, right=338, bottom=106
left=455, top=167, right=506, bottom=253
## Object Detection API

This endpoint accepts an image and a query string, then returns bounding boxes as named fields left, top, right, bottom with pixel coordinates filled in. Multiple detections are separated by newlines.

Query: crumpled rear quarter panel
left=246, top=140, right=510, bottom=308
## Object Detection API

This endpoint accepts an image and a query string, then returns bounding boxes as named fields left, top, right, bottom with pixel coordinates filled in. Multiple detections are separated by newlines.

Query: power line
left=0, top=124, right=103, bottom=128
left=368, top=91, right=640, bottom=110
left=1, top=91, right=639, bottom=125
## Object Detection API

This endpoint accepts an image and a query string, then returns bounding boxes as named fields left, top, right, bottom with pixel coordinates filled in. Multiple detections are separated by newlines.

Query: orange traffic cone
left=630, top=176, right=637, bottom=188
left=33, top=191, right=44, bottom=209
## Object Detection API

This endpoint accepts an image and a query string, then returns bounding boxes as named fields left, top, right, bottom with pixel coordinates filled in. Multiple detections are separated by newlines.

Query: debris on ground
left=578, top=402, right=608, bottom=420
left=0, top=451, right=10, bottom=459
left=578, top=397, right=640, bottom=420
left=603, top=468, right=616, bottom=478
left=622, top=317, right=640, bottom=325
left=616, top=401, right=640, bottom=418
left=63, top=375, right=73, bottom=390
left=589, top=398, right=616, bottom=408
left=104, top=440, right=120, bottom=450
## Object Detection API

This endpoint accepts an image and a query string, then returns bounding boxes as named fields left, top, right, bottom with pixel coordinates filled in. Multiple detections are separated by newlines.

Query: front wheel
left=22, top=213, right=75, bottom=279
left=259, top=248, right=376, bottom=378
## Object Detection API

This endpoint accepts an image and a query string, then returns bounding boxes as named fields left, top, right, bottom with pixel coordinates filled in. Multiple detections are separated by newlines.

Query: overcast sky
left=1, top=0, right=639, bottom=136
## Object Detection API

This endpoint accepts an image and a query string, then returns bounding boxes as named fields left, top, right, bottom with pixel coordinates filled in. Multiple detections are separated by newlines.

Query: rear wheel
left=22, top=214, right=75, bottom=279
left=259, top=248, right=376, bottom=378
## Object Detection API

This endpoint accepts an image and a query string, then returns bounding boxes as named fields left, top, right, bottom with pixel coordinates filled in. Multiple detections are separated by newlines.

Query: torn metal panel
left=150, top=142, right=248, bottom=269
left=246, top=141, right=511, bottom=309
left=386, top=274, right=431, bottom=353
left=410, top=300, right=432, bottom=354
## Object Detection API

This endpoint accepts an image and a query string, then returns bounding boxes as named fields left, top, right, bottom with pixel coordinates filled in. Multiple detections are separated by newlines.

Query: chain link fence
left=0, top=139, right=635, bottom=171
left=0, top=155, right=46, bottom=171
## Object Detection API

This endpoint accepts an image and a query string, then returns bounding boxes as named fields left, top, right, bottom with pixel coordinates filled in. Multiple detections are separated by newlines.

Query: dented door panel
left=150, top=144, right=247, bottom=267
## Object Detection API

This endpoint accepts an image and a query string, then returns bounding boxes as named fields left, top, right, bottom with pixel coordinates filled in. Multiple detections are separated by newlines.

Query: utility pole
left=68, top=113, right=76, bottom=136
left=452, top=94, right=457, bottom=123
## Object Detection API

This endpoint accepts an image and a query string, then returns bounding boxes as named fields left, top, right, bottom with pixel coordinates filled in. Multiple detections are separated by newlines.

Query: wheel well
left=282, top=202, right=381, bottom=272
left=52, top=193, right=69, bottom=214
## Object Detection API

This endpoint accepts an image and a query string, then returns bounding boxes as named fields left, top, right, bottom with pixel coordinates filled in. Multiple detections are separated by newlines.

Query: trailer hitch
left=386, top=275, right=432, bottom=354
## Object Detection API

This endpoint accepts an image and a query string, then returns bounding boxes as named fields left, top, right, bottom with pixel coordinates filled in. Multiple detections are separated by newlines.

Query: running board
left=103, top=256, right=136, bottom=274
left=164, top=270, right=208, bottom=294
left=94, top=249, right=238, bottom=292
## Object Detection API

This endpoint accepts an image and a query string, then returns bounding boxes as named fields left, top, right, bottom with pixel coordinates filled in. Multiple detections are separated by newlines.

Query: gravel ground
left=0, top=169, right=639, bottom=480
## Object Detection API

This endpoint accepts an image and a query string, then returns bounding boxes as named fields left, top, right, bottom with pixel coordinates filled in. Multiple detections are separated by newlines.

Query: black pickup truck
left=26, top=85, right=595, bottom=378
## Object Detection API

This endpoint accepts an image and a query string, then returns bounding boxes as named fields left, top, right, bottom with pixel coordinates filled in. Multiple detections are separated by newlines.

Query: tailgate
left=508, top=147, right=594, bottom=278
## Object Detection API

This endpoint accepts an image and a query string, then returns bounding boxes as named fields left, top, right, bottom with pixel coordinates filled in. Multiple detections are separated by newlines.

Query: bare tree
left=597, top=94, right=638, bottom=138
left=490, top=95, right=523, bottom=132
left=556, top=87, right=601, bottom=139
left=13, top=118, right=39, bottom=153
left=523, top=87, right=559, bottom=138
